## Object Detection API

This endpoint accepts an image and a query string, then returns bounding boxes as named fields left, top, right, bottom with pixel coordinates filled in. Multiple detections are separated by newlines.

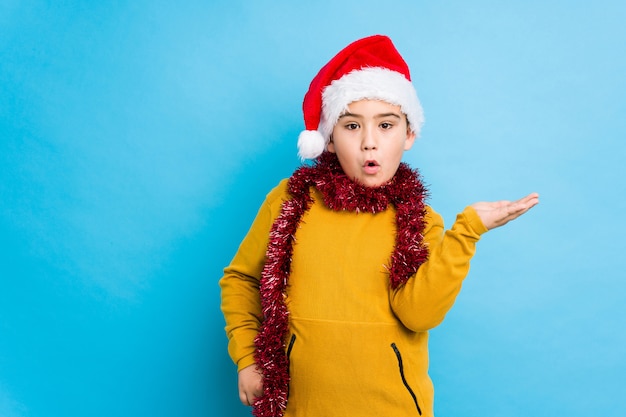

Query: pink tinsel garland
left=253, top=152, right=429, bottom=417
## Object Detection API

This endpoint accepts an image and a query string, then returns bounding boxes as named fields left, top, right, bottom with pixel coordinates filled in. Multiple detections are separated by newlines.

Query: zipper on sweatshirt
left=391, top=342, right=422, bottom=415
left=287, top=334, right=296, bottom=358
left=285, top=334, right=296, bottom=403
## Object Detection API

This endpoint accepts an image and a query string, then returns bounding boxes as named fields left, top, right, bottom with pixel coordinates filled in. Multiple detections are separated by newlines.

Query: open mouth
left=363, top=160, right=380, bottom=174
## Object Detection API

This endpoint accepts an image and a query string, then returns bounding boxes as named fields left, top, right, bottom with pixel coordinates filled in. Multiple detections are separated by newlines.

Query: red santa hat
left=297, top=34, right=424, bottom=160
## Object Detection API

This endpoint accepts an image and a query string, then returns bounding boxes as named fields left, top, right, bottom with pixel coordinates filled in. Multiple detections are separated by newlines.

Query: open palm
left=471, top=193, right=539, bottom=230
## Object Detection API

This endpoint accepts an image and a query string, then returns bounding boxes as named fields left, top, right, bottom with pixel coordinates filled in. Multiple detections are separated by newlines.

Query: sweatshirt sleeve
left=390, top=205, right=489, bottom=332
left=219, top=180, right=288, bottom=371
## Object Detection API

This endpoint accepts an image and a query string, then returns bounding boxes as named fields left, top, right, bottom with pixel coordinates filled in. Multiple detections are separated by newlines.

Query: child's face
left=327, top=99, right=416, bottom=187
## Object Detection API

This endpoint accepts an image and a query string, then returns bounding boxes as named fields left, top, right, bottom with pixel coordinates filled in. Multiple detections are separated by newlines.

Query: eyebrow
left=338, top=112, right=402, bottom=120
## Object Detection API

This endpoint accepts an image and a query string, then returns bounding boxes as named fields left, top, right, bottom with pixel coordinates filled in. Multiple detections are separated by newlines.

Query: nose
left=361, top=126, right=377, bottom=151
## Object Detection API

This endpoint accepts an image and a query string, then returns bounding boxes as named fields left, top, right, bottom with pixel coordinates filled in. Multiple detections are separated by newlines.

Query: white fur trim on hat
left=297, top=129, right=326, bottom=160
left=319, top=67, right=424, bottom=142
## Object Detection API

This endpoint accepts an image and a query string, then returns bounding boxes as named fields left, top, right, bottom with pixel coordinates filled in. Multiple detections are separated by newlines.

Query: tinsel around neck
left=252, top=152, right=429, bottom=417
left=289, top=152, right=426, bottom=213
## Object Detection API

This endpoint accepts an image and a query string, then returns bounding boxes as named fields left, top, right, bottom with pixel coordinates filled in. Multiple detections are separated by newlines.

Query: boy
left=220, top=35, right=539, bottom=417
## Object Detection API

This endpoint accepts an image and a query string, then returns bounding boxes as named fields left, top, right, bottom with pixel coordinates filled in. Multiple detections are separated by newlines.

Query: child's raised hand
left=238, top=364, right=263, bottom=406
left=470, top=193, right=539, bottom=230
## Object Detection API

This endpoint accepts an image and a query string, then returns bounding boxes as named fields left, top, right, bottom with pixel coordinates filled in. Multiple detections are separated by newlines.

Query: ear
left=326, top=135, right=337, bottom=153
left=404, top=129, right=416, bottom=151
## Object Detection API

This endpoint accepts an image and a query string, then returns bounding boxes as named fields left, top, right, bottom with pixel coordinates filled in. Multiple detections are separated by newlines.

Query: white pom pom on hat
left=297, top=130, right=326, bottom=160
left=297, top=34, right=424, bottom=160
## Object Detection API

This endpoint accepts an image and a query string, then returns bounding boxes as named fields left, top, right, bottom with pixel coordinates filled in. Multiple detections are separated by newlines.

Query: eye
left=345, top=122, right=359, bottom=130
left=380, top=122, right=393, bottom=130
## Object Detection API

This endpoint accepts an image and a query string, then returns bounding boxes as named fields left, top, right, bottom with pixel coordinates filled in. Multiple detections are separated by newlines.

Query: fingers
left=239, top=389, right=258, bottom=406
left=511, top=193, right=539, bottom=213
left=501, top=193, right=539, bottom=222
left=238, top=387, right=253, bottom=406
left=515, top=192, right=540, bottom=207
left=238, top=365, right=264, bottom=406
left=472, top=192, right=539, bottom=230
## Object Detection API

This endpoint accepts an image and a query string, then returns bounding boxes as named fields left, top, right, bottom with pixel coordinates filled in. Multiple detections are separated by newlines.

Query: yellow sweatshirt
left=220, top=179, right=488, bottom=417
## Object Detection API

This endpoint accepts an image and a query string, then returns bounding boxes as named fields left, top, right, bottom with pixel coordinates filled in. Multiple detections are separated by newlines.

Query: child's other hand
left=471, top=192, right=539, bottom=230
left=238, top=364, right=263, bottom=406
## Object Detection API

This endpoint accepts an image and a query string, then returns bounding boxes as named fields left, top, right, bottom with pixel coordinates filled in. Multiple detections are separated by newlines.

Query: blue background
left=2, top=1, right=625, bottom=416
